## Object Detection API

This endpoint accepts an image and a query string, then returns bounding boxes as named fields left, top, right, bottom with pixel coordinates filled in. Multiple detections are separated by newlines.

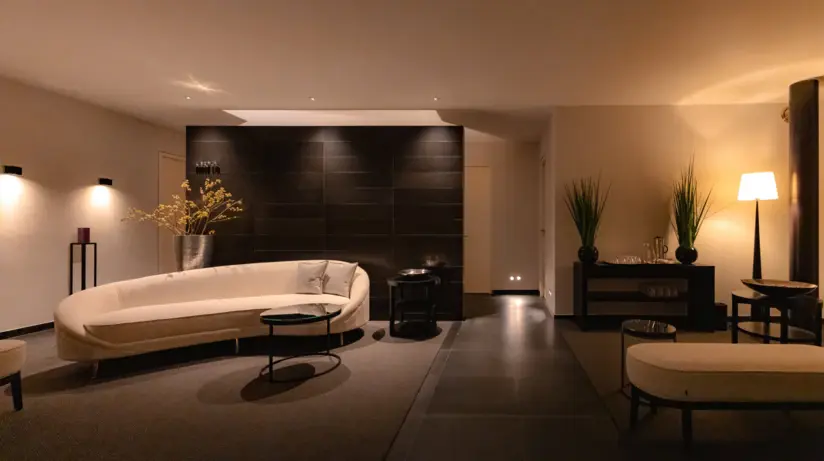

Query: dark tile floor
left=387, top=294, right=619, bottom=461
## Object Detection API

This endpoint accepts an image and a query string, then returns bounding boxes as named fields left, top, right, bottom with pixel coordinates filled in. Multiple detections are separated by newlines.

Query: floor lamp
left=738, top=172, right=778, bottom=279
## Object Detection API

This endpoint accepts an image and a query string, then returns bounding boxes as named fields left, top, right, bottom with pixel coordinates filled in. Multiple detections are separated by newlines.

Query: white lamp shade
left=738, top=172, right=778, bottom=201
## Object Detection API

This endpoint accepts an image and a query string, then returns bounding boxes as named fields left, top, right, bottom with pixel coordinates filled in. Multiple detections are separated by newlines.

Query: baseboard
left=553, top=314, right=574, bottom=318
left=491, top=290, right=540, bottom=296
left=0, top=322, right=54, bottom=339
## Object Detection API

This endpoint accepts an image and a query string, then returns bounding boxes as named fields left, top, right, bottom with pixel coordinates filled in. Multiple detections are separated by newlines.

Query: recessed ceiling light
left=185, top=96, right=192, bottom=100
left=309, top=97, right=316, bottom=101
left=433, top=97, right=439, bottom=101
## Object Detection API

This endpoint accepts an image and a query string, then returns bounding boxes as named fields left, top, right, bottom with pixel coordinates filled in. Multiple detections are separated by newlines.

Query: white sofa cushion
left=84, top=293, right=349, bottom=344
left=296, top=261, right=328, bottom=294
left=323, top=261, right=358, bottom=297
left=0, top=340, right=26, bottom=378
left=626, top=343, right=824, bottom=403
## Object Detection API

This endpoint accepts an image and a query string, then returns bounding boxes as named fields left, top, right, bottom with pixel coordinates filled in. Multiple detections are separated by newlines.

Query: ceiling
left=0, top=0, right=823, bottom=129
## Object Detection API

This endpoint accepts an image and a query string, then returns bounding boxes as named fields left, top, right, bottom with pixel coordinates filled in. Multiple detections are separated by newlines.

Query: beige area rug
left=559, top=320, right=824, bottom=451
left=0, top=322, right=451, bottom=461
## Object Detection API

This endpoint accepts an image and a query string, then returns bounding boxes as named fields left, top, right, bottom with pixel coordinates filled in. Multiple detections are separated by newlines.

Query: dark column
left=789, top=79, right=819, bottom=285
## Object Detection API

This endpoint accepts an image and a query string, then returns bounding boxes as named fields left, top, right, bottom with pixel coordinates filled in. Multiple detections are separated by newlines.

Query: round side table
left=620, top=319, right=677, bottom=396
left=259, top=303, right=343, bottom=383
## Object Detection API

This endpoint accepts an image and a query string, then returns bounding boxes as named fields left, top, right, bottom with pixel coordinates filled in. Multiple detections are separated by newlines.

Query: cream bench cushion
left=0, top=340, right=26, bottom=379
left=626, top=343, right=824, bottom=403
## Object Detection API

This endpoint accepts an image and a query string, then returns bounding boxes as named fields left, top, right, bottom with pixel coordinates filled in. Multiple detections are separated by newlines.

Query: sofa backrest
left=117, top=260, right=362, bottom=308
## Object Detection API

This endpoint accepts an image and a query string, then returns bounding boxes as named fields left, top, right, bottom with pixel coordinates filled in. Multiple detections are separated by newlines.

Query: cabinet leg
left=731, top=300, right=739, bottom=343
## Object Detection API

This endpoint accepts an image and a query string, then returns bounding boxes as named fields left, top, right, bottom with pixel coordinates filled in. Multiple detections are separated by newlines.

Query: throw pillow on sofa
left=323, top=261, right=358, bottom=297
left=296, top=261, right=328, bottom=294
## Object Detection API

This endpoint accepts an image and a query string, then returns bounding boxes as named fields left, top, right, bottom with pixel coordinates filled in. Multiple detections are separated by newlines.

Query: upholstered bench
left=0, top=340, right=26, bottom=411
left=626, top=343, right=824, bottom=448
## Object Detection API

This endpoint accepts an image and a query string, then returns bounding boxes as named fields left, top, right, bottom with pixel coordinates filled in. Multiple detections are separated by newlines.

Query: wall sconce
left=195, top=161, right=220, bottom=176
left=92, top=178, right=113, bottom=207
left=3, top=165, right=22, bottom=176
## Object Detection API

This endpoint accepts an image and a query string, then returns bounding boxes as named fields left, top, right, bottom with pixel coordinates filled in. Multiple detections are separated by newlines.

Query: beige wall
left=464, top=133, right=540, bottom=292
left=551, top=104, right=789, bottom=316
left=0, top=76, right=185, bottom=331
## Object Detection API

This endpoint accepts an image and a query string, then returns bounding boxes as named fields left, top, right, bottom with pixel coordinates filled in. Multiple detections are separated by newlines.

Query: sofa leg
left=234, top=338, right=240, bottom=355
left=629, top=385, right=640, bottom=429
left=10, top=372, right=22, bottom=411
left=90, top=361, right=99, bottom=380
left=681, top=408, right=693, bottom=450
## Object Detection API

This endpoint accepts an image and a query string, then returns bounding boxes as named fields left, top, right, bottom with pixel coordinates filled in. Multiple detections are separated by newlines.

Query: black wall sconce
left=195, top=161, right=221, bottom=176
left=3, top=165, right=22, bottom=176
left=98, top=177, right=113, bottom=186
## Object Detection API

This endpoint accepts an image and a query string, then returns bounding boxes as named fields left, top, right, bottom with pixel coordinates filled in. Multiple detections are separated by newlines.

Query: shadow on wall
left=437, top=109, right=549, bottom=141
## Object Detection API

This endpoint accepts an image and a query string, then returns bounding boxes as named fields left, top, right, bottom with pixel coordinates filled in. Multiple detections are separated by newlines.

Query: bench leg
left=681, top=408, right=693, bottom=450
left=629, top=385, right=640, bottom=429
left=10, top=372, right=22, bottom=411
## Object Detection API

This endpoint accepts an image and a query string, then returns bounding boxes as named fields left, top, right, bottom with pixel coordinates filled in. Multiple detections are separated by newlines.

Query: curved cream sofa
left=55, top=261, right=369, bottom=362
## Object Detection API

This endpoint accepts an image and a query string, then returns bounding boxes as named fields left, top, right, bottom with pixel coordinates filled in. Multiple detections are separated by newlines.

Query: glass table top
left=260, top=303, right=343, bottom=325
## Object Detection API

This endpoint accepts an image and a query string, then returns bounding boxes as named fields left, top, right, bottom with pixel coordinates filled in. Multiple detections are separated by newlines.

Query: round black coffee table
left=259, top=303, right=343, bottom=383
left=620, top=319, right=677, bottom=396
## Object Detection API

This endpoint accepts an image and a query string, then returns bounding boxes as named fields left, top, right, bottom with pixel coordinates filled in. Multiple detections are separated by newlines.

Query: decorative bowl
left=741, top=279, right=817, bottom=298
left=398, top=268, right=431, bottom=280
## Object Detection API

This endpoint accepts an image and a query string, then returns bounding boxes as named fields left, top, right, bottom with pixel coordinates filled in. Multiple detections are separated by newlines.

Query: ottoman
left=0, top=340, right=26, bottom=411
left=626, top=343, right=824, bottom=448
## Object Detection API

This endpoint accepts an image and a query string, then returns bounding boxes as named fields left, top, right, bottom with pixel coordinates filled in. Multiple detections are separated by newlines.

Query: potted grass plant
left=564, top=176, right=609, bottom=263
left=671, top=159, right=712, bottom=264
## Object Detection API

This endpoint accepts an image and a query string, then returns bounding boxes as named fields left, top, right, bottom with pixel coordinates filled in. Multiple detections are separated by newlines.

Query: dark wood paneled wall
left=186, top=126, right=464, bottom=320
left=789, top=80, right=819, bottom=286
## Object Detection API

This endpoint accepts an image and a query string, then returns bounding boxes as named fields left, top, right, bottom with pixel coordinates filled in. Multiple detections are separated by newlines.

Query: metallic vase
left=173, top=235, right=214, bottom=271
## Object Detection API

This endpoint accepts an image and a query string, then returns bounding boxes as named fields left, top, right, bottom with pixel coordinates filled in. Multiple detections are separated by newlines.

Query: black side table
left=621, top=319, right=677, bottom=395
left=69, top=242, right=97, bottom=295
left=387, top=275, right=440, bottom=337
left=731, top=290, right=822, bottom=346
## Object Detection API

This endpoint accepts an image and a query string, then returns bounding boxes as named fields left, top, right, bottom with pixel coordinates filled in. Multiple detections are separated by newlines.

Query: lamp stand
left=753, top=199, right=762, bottom=279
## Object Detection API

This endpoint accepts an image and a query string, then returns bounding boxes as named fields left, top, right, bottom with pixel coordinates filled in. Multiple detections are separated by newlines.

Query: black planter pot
left=675, top=246, right=698, bottom=265
left=578, top=246, right=599, bottom=264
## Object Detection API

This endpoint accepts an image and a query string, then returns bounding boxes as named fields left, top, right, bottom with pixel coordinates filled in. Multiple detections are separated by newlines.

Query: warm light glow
left=173, top=75, right=224, bottom=94
left=91, top=185, right=111, bottom=207
left=516, top=276, right=522, bottom=281
left=0, top=174, right=22, bottom=206
left=738, top=172, right=778, bottom=201
left=309, top=97, right=316, bottom=101
left=509, top=276, right=515, bottom=281
left=185, top=96, right=192, bottom=100
left=791, top=173, right=798, bottom=204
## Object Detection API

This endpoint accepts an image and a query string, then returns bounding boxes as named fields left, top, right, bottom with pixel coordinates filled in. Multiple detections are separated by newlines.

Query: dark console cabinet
left=573, top=262, right=715, bottom=331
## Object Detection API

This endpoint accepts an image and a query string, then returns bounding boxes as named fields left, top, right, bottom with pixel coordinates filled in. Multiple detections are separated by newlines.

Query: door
left=464, top=166, right=492, bottom=293
left=158, top=152, right=186, bottom=273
